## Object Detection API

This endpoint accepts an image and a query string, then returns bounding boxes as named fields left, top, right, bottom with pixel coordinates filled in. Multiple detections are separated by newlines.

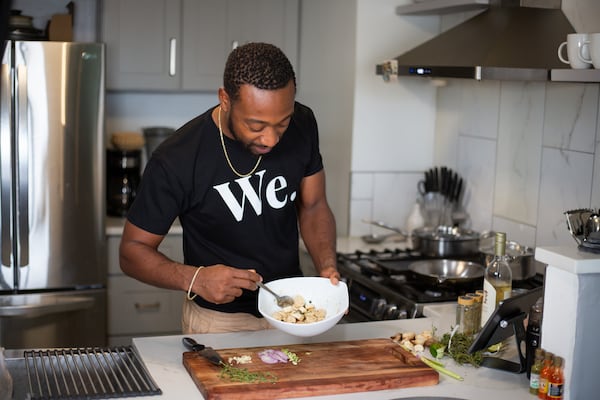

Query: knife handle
left=182, top=337, right=205, bottom=351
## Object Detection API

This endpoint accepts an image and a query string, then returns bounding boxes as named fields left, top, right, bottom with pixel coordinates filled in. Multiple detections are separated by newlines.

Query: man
left=119, top=42, right=340, bottom=333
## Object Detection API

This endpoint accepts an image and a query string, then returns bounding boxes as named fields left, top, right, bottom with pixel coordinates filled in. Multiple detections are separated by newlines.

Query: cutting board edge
left=182, top=338, right=440, bottom=400
left=202, top=372, right=440, bottom=400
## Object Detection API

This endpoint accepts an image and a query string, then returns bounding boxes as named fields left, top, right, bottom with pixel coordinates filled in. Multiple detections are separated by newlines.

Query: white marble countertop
left=132, top=303, right=533, bottom=400
left=535, top=245, right=600, bottom=274
left=106, top=216, right=183, bottom=236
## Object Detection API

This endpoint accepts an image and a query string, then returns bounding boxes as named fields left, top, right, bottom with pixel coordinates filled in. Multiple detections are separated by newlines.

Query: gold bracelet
left=186, top=266, right=204, bottom=301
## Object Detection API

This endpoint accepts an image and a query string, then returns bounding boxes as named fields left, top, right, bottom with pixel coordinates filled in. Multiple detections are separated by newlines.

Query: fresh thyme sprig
left=219, top=363, right=278, bottom=383
left=439, top=332, right=483, bottom=367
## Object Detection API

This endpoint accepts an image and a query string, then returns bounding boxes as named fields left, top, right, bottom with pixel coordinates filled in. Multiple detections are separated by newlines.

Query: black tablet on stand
left=468, top=286, right=544, bottom=373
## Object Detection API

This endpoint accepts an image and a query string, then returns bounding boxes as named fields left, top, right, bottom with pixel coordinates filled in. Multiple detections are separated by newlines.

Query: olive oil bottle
left=481, top=232, right=512, bottom=325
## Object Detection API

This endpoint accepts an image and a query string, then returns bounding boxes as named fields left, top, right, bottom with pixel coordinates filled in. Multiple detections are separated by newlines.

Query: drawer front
left=108, top=276, right=184, bottom=335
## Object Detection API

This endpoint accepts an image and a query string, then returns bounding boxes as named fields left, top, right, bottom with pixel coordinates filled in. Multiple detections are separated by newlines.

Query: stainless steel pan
left=408, top=259, right=484, bottom=284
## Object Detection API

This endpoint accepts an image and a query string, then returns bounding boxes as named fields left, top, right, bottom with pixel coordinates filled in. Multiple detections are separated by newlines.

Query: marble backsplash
left=349, top=80, right=600, bottom=249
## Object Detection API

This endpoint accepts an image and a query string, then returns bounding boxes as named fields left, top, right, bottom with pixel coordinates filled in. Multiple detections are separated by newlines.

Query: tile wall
left=349, top=80, right=600, bottom=249
left=439, top=80, right=598, bottom=248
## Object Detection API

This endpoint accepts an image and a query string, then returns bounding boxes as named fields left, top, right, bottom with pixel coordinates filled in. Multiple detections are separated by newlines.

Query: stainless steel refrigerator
left=0, top=41, right=106, bottom=348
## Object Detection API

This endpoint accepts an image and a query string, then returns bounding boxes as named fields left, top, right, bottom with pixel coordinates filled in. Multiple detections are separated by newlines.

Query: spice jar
left=467, top=292, right=483, bottom=332
left=456, top=295, right=476, bottom=336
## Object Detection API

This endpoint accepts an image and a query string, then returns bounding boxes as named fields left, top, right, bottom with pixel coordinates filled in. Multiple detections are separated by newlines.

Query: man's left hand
left=320, top=266, right=340, bottom=285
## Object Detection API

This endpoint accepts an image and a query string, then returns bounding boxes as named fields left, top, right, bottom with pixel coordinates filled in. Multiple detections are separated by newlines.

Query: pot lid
left=9, top=10, right=34, bottom=28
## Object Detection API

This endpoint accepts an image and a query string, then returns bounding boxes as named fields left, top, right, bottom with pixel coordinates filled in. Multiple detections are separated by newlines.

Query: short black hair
left=223, top=42, right=296, bottom=101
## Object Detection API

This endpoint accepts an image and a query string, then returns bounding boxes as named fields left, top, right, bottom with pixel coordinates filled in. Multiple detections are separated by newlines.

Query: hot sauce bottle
left=538, top=351, right=554, bottom=399
left=547, top=356, right=564, bottom=399
left=529, top=348, right=545, bottom=395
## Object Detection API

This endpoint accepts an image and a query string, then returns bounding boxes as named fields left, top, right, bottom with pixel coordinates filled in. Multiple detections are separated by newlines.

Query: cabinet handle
left=169, top=38, right=177, bottom=76
left=134, top=302, right=161, bottom=311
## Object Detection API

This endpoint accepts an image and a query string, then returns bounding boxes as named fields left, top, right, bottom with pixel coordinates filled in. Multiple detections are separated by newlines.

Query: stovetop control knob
left=371, top=298, right=387, bottom=320
left=383, top=304, right=399, bottom=320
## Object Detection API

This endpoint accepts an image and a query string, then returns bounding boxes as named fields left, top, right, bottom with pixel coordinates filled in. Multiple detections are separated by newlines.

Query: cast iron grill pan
left=16, top=346, right=161, bottom=399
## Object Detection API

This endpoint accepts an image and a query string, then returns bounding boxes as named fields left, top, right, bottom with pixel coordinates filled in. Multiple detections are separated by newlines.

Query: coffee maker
left=106, top=149, right=141, bottom=217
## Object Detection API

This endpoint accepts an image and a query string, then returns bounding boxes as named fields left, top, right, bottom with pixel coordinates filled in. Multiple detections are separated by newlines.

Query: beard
left=227, top=115, right=261, bottom=156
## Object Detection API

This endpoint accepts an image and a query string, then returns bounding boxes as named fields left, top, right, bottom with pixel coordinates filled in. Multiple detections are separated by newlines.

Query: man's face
left=226, top=81, right=295, bottom=156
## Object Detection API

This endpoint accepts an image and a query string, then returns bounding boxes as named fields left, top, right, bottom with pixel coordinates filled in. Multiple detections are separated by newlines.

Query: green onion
left=281, top=348, right=301, bottom=365
left=420, top=356, right=464, bottom=381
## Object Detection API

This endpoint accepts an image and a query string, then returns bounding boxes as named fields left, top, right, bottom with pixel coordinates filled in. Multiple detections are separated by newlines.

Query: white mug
left=579, top=33, right=600, bottom=69
left=558, top=33, right=591, bottom=69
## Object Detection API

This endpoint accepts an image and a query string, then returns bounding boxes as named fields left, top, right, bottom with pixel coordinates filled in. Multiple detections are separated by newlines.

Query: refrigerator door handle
left=0, top=63, right=12, bottom=268
left=0, top=294, right=94, bottom=318
left=15, top=64, right=28, bottom=267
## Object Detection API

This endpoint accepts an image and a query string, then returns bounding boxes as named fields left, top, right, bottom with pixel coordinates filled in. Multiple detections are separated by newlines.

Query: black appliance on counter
left=106, top=149, right=141, bottom=217
left=338, top=248, right=544, bottom=323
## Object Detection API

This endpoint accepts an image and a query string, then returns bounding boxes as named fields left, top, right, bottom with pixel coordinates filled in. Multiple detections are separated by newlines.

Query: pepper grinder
left=525, top=296, right=543, bottom=378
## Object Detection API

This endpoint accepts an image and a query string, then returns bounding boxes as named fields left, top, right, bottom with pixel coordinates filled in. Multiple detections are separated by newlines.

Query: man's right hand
left=191, top=265, right=262, bottom=304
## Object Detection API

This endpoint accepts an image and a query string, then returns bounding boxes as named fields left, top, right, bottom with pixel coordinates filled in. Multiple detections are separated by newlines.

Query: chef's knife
left=447, top=172, right=457, bottom=202
left=182, top=337, right=225, bottom=366
left=439, top=167, right=445, bottom=196
left=453, top=177, right=463, bottom=203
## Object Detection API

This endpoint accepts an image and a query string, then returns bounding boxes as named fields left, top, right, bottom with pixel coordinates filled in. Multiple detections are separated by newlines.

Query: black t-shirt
left=127, top=102, right=324, bottom=317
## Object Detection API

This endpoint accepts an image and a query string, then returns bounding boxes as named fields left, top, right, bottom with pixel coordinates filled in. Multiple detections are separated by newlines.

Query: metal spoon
left=256, top=281, right=294, bottom=307
left=361, top=232, right=400, bottom=244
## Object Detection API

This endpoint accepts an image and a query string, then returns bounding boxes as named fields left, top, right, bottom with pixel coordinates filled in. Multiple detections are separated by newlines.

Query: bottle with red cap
left=538, top=351, right=554, bottom=399
left=547, top=356, right=564, bottom=399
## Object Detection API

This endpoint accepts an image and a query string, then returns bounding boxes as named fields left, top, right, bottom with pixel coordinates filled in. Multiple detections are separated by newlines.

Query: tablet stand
left=480, top=312, right=528, bottom=373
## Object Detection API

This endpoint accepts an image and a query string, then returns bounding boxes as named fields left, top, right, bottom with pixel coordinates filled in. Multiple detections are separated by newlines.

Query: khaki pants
left=182, top=297, right=273, bottom=334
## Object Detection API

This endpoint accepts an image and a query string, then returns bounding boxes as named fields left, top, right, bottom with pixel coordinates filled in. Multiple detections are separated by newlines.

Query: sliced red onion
left=257, top=349, right=289, bottom=364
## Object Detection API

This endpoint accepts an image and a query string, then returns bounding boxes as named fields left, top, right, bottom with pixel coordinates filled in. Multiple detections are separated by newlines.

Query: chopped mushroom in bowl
left=258, top=277, right=348, bottom=337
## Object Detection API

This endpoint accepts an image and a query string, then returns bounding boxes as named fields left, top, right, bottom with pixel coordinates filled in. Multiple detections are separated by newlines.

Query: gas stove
left=337, top=248, right=544, bottom=322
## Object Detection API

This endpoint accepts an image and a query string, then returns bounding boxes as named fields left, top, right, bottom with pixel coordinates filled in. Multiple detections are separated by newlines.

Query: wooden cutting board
left=182, top=338, right=438, bottom=399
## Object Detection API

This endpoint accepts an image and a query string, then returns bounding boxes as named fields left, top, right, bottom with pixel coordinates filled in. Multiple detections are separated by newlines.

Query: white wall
left=347, top=0, right=440, bottom=237
left=295, top=0, right=357, bottom=235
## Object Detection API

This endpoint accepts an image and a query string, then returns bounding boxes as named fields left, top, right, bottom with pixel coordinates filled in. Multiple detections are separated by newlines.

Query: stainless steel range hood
left=377, top=0, right=577, bottom=81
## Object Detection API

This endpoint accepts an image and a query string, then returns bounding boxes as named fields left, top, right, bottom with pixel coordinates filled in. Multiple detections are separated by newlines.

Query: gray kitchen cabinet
left=102, top=0, right=182, bottom=90
left=106, top=220, right=185, bottom=346
left=102, top=0, right=299, bottom=91
left=181, top=0, right=299, bottom=90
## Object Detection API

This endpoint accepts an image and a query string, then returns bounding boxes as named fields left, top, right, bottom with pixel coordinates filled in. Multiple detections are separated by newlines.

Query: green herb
left=420, top=356, right=464, bottom=381
left=281, top=348, right=300, bottom=365
left=429, top=343, right=445, bottom=359
left=439, top=332, right=483, bottom=367
left=219, top=363, right=277, bottom=383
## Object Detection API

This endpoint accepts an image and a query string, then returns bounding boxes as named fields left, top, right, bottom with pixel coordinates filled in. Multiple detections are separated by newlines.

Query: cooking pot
left=479, top=240, right=539, bottom=280
left=8, top=10, right=44, bottom=40
left=408, top=259, right=484, bottom=285
left=411, top=226, right=487, bottom=258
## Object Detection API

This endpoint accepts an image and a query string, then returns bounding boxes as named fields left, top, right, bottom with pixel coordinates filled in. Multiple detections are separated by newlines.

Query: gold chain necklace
left=218, top=106, right=262, bottom=178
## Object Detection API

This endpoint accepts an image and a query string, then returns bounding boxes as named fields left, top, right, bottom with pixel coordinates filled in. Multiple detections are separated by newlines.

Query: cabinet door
left=227, top=0, right=299, bottom=70
left=181, top=0, right=299, bottom=91
left=102, top=0, right=181, bottom=90
left=181, top=0, right=229, bottom=91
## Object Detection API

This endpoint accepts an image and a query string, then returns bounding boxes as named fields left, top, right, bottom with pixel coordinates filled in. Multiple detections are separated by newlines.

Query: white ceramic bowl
left=258, top=277, right=349, bottom=337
